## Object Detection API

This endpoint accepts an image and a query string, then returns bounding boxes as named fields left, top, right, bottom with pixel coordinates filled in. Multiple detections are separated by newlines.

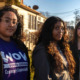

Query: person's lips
left=57, top=34, right=62, bottom=38
left=7, top=29, right=14, bottom=32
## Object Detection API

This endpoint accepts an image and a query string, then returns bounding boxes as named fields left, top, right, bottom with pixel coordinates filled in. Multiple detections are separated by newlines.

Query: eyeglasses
left=0, top=18, right=19, bottom=26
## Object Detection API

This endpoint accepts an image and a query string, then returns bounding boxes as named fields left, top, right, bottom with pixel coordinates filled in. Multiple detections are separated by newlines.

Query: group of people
left=0, top=5, right=79, bottom=80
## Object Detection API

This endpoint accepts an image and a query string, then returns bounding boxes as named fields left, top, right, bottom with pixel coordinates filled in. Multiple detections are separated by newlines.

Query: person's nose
left=59, top=28, right=62, bottom=33
left=9, top=21, right=14, bottom=27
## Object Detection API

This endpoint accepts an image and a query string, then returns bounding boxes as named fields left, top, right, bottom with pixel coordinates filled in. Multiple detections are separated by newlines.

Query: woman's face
left=77, top=26, right=80, bottom=38
left=52, top=21, right=64, bottom=42
left=0, top=11, right=18, bottom=38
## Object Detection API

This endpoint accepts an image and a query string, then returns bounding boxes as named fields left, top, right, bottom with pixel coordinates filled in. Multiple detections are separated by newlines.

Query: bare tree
left=74, top=10, right=80, bottom=25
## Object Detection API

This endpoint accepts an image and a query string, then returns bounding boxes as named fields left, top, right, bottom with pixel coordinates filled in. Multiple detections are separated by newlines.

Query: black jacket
left=69, top=41, right=79, bottom=80
left=32, top=43, right=71, bottom=80
left=32, top=43, right=50, bottom=80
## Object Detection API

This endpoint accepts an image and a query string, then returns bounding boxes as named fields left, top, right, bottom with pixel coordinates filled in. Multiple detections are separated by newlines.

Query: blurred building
left=67, top=26, right=74, bottom=41
left=0, top=0, right=47, bottom=50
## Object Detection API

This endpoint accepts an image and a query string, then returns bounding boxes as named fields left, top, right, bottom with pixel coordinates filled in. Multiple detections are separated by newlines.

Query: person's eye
left=5, top=19, right=10, bottom=23
left=55, top=26, right=59, bottom=30
left=61, top=27, right=64, bottom=30
left=13, top=21, right=17, bottom=24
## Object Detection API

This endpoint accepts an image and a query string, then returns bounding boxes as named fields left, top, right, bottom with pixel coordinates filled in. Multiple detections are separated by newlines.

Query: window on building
left=32, top=16, right=36, bottom=29
left=35, top=17, right=36, bottom=29
left=38, top=17, right=41, bottom=21
left=28, top=15, right=36, bottom=29
left=28, top=14, right=31, bottom=29
left=38, top=21, right=43, bottom=30
left=32, top=16, right=34, bottom=29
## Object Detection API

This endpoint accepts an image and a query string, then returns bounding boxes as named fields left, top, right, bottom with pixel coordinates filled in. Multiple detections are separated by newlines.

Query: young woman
left=69, top=22, right=80, bottom=80
left=32, top=16, right=75, bottom=80
left=0, top=5, right=30, bottom=80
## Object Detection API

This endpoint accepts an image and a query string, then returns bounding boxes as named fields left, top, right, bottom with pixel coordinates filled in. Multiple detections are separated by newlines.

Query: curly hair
left=36, top=16, right=75, bottom=79
left=0, top=5, right=26, bottom=50
left=0, top=5, right=23, bottom=41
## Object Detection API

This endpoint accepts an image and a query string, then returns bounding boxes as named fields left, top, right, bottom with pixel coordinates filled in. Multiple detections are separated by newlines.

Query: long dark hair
left=35, top=16, right=75, bottom=79
left=72, top=21, right=80, bottom=50
left=36, top=16, right=67, bottom=46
